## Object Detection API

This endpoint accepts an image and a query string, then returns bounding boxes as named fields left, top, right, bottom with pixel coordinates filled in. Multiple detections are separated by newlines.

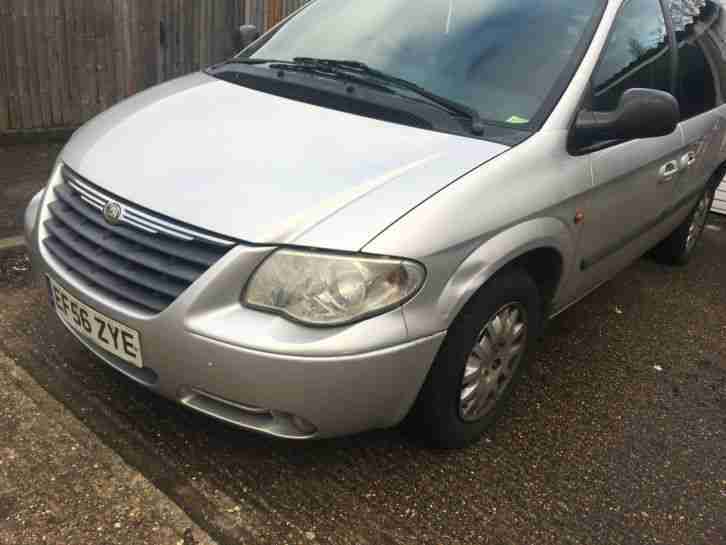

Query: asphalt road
left=1, top=208, right=725, bottom=545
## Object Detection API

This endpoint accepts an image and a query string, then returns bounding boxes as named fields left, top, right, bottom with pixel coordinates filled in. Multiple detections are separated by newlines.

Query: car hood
left=62, top=72, right=509, bottom=251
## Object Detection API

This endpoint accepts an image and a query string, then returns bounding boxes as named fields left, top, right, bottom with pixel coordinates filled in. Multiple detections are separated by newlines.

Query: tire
left=652, top=184, right=716, bottom=266
left=405, top=268, right=543, bottom=448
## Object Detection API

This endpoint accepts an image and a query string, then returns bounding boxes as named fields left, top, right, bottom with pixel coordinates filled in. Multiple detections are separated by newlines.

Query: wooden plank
left=194, top=0, right=202, bottom=68
left=0, top=7, right=12, bottom=130
left=156, top=0, right=165, bottom=84
left=200, top=0, right=210, bottom=67
left=139, top=0, right=153, bottom=88
left=23, top=0, right=41, bottom=127
left=12, top=0, right=28, bottom=127
left=209, top=0, right=216, bottom=64
left=12, top=0, right=33, bottom=128
left=125, top=0, right=135, bottom=94
left=205, top=0, right=213, bottom=66
left=6, top=4, right=21, bottom=129
left=150, top=0, right=161, bottom=86
left=162, top=0, right=173, bottom=80
left=55, top=0, right=73, bottom=125
left=183, top=0, right=191, bottom=74
left=12, top=0, right=27, bottom=127
left=96, top=0, right=116, bottom=112
left=93, top=0, right=109, bottom=113
left=177, top=0, right=186, bottom=73
left=110, top=0, right=125, bottom=105
left=213, top=0, right=226, bottom=64
left=45, top=0, right=64, bottom=126
left=182, top=0, right=193, bottom=74
left=77, top=0, right=95, bottom=122
left=60, top=0, right=80, bottom=126
left=76, top=0, right=89, bottom=121
left=193, top=0, right=201, bottom=69
left=66, top=0, right=88, bottom=124
left=156, top=0, right=164, bottom=81
left=32, top=0, right=52, bottom=127
left=119, top=0, right=134, bottom=96
left=212, top=0, right=222, bottom=63
left=178, top=0, right=188, bottom=76
left=271, top=0, right=283, bottom=29
left=130, top=0, right=144, bottom=94
left=167, top=0, right=175, bottom=78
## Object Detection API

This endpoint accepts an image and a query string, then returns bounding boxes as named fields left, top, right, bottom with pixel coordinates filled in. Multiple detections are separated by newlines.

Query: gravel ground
left=0, top=143, right=63, bottom=240
left=1, top=215, right=725, bottom=545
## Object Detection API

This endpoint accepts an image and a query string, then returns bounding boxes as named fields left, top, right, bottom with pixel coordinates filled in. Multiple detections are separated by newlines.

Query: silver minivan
left=25, top=0, right=726, bottom=447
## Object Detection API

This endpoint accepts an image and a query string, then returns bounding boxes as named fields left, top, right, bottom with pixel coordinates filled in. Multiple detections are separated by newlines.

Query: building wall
left=0, top=0, right=308, bottom=133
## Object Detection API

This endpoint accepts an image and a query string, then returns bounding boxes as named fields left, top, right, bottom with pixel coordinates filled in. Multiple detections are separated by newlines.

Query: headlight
left=243, top=249, right=425, bottom=326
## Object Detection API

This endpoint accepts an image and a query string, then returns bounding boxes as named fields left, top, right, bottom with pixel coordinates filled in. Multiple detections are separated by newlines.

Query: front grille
left=43, top=166, right=235, bottom=313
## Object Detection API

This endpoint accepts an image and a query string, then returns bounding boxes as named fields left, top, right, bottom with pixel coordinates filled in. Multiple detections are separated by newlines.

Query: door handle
left=682, top=151, right=697, bottom=168
left=659, top=160, right=679, bottom=182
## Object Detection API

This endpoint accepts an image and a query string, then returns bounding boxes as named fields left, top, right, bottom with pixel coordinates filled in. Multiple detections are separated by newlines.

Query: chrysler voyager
left=25, top=0, right=726, bottom=446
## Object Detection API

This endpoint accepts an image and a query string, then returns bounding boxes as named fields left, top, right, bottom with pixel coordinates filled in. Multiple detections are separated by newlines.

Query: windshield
left=244, top=0, right=603, bottom=127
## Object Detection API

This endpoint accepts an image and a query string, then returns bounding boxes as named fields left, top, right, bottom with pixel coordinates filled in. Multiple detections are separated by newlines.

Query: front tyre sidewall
left=408, top=269, right=543, bottom=448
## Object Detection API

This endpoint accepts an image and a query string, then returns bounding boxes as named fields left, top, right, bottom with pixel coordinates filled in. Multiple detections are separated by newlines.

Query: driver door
left=576, top=0, right=686, bottom=293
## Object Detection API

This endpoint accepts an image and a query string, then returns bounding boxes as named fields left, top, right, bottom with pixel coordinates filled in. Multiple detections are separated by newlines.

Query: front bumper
left=24, top=169, right=445, bottom=439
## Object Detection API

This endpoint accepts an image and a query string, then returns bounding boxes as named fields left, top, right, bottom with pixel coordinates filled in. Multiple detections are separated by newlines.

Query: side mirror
left=574, top=88, right=680, bottom=147
left=238, top=24, right=260, bottom=49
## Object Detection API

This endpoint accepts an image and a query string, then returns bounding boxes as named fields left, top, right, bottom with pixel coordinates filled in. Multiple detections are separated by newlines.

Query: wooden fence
left=0, top=0, right=309, bottom=133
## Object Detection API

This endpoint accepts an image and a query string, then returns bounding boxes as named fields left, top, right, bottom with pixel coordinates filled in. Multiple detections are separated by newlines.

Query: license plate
left=48, top=277, right=144, bottom=368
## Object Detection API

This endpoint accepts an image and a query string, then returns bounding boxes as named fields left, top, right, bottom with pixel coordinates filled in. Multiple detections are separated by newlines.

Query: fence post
left=265, top=0, right=283, bottom=30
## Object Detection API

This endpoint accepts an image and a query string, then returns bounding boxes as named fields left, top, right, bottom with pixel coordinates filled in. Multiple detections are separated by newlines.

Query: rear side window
left=591, top=0, right=673, bottom=112
left=668, top=0, right=723, bottom=119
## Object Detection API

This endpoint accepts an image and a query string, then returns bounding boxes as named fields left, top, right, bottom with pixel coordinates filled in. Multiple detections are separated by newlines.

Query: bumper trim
left=179, top=389, right=317, bottom=440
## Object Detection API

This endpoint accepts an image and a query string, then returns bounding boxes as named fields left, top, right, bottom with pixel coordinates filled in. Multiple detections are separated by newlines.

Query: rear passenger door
left=577, top=0, right=683, bottom=290
left=667, top=0, right=726, bottom=206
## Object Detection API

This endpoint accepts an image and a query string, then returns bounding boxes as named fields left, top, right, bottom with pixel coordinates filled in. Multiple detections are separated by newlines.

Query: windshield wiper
left=224, top=58, right=289, bottom=65
left=293, top=57, right=485, bottom=135
left=224, top=57, right=395, bottom=94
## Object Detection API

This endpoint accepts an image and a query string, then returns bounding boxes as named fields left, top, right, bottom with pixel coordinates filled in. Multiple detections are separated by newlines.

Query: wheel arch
left=434, top=217, right=575, bottom=329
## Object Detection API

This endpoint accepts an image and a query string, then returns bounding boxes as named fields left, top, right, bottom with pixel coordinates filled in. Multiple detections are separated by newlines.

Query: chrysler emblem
left=103, top=201, right=124, bottom=225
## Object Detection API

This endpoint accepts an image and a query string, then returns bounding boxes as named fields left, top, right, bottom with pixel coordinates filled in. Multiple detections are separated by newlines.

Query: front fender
left=437, top=217, right=574, bottom=320
left=399, top=217, right=576, bottom=340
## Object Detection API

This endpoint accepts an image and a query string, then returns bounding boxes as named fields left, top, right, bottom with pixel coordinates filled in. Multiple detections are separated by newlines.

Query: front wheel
left=405, top=268, right=543, bottom=448
left=652, top=185, right=715, bottom=266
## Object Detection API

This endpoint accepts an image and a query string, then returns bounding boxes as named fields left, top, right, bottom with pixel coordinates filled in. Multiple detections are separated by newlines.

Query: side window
left=668, top=0, right=722, bottom=119
left=591, top=0, right=673, bottom=112
left=677, top=43, right=716, bottom=119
